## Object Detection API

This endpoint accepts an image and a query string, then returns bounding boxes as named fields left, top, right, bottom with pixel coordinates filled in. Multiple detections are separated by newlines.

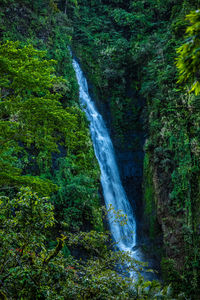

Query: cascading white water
left=72, top=58, right=137, bottom=254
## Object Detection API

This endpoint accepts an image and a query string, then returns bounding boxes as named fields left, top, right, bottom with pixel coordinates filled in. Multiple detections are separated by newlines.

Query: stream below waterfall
left=72, top=57, right=154, bottom=279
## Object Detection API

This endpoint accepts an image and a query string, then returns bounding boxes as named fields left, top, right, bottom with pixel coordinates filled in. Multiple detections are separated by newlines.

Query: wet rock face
left=153, top=164, right=186, bottom=268
left=116, top=150, right=144, bottom=223
left=114, top=139, right=163, bottom=278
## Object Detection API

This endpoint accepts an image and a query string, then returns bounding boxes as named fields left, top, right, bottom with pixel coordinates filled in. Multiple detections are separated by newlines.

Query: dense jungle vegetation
left=0, top=0, right=200, bottom=299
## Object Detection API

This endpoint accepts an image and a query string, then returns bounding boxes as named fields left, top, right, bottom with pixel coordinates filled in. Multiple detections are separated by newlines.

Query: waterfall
left=72, top=58, right=138, bottom=255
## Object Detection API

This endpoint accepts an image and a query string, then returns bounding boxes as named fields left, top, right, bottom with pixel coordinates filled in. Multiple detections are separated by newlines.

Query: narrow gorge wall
left=70, top=1, right=200, bottom=297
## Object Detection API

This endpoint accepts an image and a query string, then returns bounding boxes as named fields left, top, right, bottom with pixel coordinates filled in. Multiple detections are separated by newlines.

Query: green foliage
left=51, top=156, right=102, bottom=231
left=0, top=188, right=62, bottom=298
left=0, top=0, right=104, bottom=231
left=0, top=41, right=77, bottom=193
left=0, top=41, right=58, bottom=192
left=0, top=39, right=103, bottom=231
left=0, top=188, right=168, bottom=299
left=176, top=10, right=200, bottom=95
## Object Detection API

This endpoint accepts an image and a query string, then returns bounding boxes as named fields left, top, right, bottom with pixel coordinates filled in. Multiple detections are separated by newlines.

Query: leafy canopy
left=0, top=41, right=94, bottom=194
